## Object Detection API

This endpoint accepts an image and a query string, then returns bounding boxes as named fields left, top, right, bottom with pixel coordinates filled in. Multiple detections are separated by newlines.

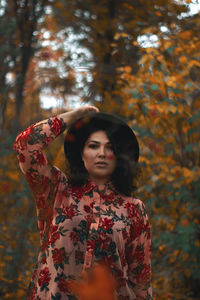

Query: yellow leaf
left=114, top=32, right=129, bottom=40
left=168, top=105, right=177, bottom=113
left=179, top=56, right=187, bottom=64
left=124, top=66, right=132, bottom=73
left=189, top=60, right=200, bottom=67
left=155, top=11, right=162, bottom=17
left=182, top=167, right=197, bottom=183
left=179, top=30, right=192, bottom=40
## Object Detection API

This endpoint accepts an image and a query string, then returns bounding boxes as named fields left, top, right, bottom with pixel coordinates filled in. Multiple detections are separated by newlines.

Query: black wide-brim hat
left=64, top=112, right=139, bottom=165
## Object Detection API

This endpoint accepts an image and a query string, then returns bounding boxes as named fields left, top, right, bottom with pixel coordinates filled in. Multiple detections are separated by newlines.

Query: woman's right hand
left=73, top=106, right=99, bottom=120
left=59, top=105, right=99, bottom=127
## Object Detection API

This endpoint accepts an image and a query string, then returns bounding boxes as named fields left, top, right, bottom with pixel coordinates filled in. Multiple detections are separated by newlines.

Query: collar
left=82, top=180, right=118, bottom=196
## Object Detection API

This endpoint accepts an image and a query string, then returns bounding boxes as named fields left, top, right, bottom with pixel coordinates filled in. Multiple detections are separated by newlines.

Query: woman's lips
left=95, top=162, right=107, bottom=166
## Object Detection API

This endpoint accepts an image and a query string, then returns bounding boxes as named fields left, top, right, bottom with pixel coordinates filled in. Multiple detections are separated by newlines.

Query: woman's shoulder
left=122, top=195, right=148, bottom=217
left=132, top=197, right=146, bottom=210
left=122, top=195, right=144, bottom=206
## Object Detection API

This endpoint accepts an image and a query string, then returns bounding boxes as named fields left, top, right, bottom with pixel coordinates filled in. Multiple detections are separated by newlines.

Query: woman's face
left=82, top=130, right=116, bottom=185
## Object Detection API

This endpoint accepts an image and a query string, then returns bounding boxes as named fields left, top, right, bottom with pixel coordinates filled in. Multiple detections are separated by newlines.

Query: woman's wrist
left=59, top=110, right=78, bottom=126
left=58, top=106, right=99, bottom=127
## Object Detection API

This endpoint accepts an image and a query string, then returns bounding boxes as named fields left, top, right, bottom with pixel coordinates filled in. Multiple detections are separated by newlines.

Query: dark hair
left=64, top=113, right=140, bottom=196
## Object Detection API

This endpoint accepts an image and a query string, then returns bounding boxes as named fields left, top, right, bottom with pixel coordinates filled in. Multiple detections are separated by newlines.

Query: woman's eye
left=88, top=144, right=98, bottom=149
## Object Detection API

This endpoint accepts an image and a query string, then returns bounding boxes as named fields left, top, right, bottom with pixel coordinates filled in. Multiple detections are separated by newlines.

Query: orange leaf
left=179, top=30, right=192, bottom=40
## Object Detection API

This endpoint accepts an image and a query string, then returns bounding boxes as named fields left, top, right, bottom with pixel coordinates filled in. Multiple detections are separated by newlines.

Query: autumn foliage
left=121, top=13, right=200, bottom=298
left=0, top=0, right=200, bottom=299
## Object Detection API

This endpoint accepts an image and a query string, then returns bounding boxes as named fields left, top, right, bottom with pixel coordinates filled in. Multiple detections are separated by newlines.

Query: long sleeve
left=13, top=116, right=67, bottom=247
left=14, top=116, right=66, bottom=179
left=125, top=200, right=152, bottom=299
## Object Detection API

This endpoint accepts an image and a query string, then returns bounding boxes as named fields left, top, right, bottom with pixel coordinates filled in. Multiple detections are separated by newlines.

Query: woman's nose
left=98, top=146, right=106, bottom=156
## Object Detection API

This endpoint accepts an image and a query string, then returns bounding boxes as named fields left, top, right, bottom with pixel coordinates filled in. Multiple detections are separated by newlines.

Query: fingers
left=83, top=106, right=99, bottom=113
left=74, top=106, right=99, bottom=119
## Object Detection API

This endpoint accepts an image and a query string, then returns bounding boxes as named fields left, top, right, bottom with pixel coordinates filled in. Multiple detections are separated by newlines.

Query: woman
left=14, top=106, right=152, bottom=300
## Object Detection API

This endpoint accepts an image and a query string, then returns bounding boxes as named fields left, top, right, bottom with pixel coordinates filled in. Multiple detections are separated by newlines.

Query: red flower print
left=42, top=256, right=47, bottom=264
left=58, top=278, right=70, bottom=293
left=32, top=150, right=46, bottom=166
left=99, top=232, right=110, bottom=250
left=117, top=197, right=124, bottom=206
left=19, top=153, right=25, bottom=163
left=135, top=245, right=145, bottom=262
left=26, top=170, right=49, bottom=191
left=82, top=182, right=96, bottom=194
left=70, top=186, right=83, bottom=199
left=26, top=170, right=41, bottom=190
left=38, top=267, right=51, bottom=286
left=130, top=219, right=143, bottom=240
left=52, top=248, right=65, bottom=264
left=75, top=250, right=84, bottom=262
left=63, top=204, right=77, bottom=219
left=51, top=224, right=58, bottom=233
left=50, top=117, right=63, bottom=136
left=44, top=136, right=51, bottom=144
left=99, top=218, right=114, bottom=231
left=49, top=225, right=60, bottom=244
left=14, top=125, right=34, bottom=151
left=125, top=202, right=140, bottom=219
left=100, top=192, right=115, bottom=203
left=70, top=231, right=79, bottom=243
left=84, top=205, right=91, bottom=213
left=136, top=264, right=151, bottom=284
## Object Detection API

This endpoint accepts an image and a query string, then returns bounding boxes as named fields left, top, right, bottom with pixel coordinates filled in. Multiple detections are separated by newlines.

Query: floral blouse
left=14, top=116, right=152, bottom=300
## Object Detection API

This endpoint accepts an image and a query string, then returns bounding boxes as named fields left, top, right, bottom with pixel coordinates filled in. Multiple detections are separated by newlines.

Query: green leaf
left=185, top=144, right=194, bottom=152
left=165, top=46, right=176, bottom=53
left=169, top=87, right=183, bottom=94
left=151, top=84, right=159, bottom=91
left=131, top=89, right=140, bottom=99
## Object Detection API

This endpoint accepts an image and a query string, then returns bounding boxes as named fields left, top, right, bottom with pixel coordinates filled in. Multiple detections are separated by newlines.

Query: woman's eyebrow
left=87, top=140, right=112, bottom=145
left=88, top=140, right=99, bottom=143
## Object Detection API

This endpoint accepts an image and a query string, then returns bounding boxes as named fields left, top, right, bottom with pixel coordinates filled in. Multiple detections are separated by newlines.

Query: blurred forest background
left=0, top=0, right=200, bottom=299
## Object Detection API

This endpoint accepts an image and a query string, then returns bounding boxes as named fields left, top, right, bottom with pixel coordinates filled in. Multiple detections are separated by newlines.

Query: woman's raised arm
left=13, top=106, right=99, bottom=192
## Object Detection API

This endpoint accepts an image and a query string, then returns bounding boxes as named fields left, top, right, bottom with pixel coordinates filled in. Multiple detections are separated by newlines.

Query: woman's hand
left=73, top=106, right=99, bottom=120
left=59, top=106, right=99, bottom=127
